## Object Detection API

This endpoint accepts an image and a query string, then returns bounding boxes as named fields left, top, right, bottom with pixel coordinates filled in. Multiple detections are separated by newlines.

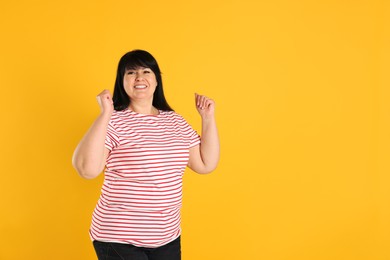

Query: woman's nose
left=135, top=72, right=144, bottom=80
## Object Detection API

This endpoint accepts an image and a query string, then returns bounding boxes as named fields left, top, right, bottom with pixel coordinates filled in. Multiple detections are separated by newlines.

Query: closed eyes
left=126, top=69, right=152, bottom=75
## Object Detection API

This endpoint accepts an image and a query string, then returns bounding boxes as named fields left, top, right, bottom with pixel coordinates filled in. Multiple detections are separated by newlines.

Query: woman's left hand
left=188, top=93, right=220, bottom=174
left=195, top=93, right=215, bottom=119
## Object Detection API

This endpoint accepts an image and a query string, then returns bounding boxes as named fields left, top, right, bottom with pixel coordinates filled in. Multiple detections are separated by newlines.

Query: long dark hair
left=112, top=50, right=174, bottom=111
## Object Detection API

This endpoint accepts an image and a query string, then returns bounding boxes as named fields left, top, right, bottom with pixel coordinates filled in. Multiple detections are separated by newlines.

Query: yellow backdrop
left=1, top=0, right=389, bottom=259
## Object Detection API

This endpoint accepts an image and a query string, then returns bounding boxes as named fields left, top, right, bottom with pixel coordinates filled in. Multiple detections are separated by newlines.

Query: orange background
left=1, top=0, right=389, bottom=259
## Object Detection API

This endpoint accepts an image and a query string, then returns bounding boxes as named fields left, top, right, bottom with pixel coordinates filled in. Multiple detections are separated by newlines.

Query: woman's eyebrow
left=126, top=66, right=149, bottom=70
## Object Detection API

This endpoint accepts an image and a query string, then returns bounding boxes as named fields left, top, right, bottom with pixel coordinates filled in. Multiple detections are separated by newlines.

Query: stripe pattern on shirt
left=90, top=109, right=200, bottom=248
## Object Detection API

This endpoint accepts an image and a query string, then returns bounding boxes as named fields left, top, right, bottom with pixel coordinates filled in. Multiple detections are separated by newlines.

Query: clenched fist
left=96, top=89, right=114, bottom=116
left=195, top=93, right=215, bottom=119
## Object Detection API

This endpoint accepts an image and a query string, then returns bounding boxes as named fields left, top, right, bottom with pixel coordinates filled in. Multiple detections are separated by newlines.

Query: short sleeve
left=179, top=115, right=200, bottom=148
left=189, top=129, right=201, bottom=148
left=105, top=121, right=120, bottom=151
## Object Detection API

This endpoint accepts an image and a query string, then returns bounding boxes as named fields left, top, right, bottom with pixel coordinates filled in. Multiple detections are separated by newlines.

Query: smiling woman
left=112, top=50, right=174, bottom=113
left=71, top=49, right=220, bottom=260
left=123, top=67, right=158, bottom=112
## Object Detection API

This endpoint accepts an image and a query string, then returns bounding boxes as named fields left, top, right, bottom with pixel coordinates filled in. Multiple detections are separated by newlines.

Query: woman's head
left=113, top=50, right=173, bottom=111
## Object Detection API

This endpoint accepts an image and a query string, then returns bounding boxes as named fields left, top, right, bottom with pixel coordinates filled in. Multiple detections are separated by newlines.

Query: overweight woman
left=72, top=50, right=220, bottom=260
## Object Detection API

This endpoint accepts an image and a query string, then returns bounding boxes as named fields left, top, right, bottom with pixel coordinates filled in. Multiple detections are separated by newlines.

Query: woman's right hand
left=73, top=89, right=113, bottom=179
left=96, top=89, right=114, bottom=116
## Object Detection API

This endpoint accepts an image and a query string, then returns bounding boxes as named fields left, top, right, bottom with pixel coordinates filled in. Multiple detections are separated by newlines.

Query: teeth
left=134, top=85, right=147, bottom=89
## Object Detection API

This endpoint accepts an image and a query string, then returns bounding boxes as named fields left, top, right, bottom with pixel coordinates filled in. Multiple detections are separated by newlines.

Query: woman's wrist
left=201, top=114, right=216, bottom=124
left=99, top=110, right=113, bottom=121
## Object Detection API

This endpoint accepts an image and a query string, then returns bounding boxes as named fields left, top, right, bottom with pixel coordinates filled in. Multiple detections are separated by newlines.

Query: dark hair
left=112, top=49, right=174, bottom=111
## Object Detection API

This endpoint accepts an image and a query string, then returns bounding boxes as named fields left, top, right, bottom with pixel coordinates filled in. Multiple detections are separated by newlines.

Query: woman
left=72, top=50, right=220, bottom=260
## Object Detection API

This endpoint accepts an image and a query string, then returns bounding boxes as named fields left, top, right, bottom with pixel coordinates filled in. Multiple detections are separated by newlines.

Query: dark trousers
left=93, top=236, right=181, bottom=260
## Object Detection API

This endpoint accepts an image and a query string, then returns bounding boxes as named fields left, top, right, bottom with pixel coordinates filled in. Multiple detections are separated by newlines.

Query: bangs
left=122, top=50, right=157, bottom=71
left=124, top=59, right=149, bottom=71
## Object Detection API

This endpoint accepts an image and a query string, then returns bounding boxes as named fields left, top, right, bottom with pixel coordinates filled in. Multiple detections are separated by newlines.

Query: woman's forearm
left=72, top=113, right=111, bottom=179
left=187, top=94, right=220, bottom=174
left=199, top=116, right=220, bottom=172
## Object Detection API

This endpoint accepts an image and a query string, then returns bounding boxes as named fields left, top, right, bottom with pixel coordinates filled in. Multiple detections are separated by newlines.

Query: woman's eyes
left=127, top=70, right=151, bottom=75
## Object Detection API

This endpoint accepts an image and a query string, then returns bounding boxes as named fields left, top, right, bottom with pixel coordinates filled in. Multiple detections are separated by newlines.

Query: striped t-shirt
left=90, top=108, right=200, bottom=248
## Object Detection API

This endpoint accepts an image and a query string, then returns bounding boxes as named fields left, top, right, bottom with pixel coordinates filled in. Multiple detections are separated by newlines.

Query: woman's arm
left=187, top=93, right=220, bottom=174
left=72, top=90, right=113, bottom=179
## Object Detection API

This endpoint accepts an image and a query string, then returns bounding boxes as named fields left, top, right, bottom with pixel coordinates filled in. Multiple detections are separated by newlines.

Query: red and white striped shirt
left=90, top=108, right=200, bottom=248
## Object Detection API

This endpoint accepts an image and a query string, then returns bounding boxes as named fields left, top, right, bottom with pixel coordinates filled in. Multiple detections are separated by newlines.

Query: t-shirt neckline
left=124, top=108, right=163, bottom=118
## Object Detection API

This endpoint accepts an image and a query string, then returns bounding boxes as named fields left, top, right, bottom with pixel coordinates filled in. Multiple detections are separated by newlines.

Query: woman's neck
left=129, top=101, right=159, bottom=115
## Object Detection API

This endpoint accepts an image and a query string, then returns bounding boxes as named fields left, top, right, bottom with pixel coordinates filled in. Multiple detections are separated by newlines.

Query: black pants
left=93, top=237, right=181, bottom=260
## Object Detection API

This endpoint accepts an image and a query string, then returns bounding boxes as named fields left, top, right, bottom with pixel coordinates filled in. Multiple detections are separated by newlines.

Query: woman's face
left=123, top=67, right=158, bottom=102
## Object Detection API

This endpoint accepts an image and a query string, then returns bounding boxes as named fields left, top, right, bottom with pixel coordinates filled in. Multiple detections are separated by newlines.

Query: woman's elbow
left=195, top=164, right=218, bottom=174
left=77, top=169, right=100, bottom=179
left=72, top=159, right=102, bottom=179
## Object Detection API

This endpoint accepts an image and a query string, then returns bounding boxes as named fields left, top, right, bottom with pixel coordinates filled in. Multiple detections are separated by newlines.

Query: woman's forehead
left=125, top=66, right=149, bottom=71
